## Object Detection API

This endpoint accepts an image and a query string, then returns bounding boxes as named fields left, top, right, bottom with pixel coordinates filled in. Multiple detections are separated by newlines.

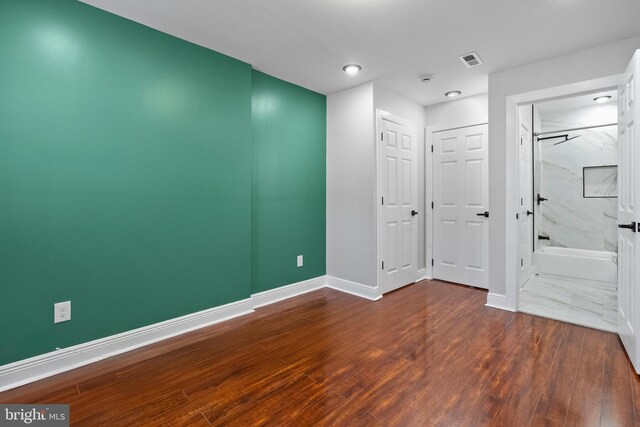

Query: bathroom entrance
left=506, top=49, right=640, bottom=374
left=518, top=92, right=619, bottom=332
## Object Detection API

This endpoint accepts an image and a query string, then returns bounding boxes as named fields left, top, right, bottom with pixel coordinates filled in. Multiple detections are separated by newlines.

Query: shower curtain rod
left=533, top=122, right=617, bottom=137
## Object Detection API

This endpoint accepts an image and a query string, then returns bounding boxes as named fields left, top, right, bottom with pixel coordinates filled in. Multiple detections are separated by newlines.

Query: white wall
left=425, top=93, right=488, bottom=127
left=326, top=83, right=377, bottom=287
left=327, top=82, right=428, bottom=287
left=488, top=35, right=640, bottom=301
left=374, top=83, right=427, bottom=272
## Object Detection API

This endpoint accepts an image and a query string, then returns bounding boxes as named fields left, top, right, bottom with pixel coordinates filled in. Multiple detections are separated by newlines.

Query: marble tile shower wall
left=538, top=103, right=618, bottom=251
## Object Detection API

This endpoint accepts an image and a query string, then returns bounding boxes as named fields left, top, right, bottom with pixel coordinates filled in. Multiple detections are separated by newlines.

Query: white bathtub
left=534, top=246, right=617, bottom=283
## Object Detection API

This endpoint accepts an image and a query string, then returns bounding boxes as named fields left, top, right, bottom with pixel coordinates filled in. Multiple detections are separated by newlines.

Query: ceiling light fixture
left=342, top=64, right=361, bottom=75
left=445, top=91, right=462, bottom=98
left=593, top=95, right=612, bottom=103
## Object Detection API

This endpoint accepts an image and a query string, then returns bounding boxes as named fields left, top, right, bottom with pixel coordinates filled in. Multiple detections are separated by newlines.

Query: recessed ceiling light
left=342, top=64, right=361, bottom=75
left=593, top=95, right=612, bottom=103
left=445, top=91, right=462, bottom=98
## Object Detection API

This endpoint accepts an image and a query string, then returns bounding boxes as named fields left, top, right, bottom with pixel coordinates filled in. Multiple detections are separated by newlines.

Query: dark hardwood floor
left=1, top=280, right=639, bottom=426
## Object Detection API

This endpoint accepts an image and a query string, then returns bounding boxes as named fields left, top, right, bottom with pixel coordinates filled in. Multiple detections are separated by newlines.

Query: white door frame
left=502, top=75, right=622, bottom=311
left=375, top=109, right=419, bottom=291
left=426, top=117, right=488, bottom=280
left=517, top=106, right=534, bottom=287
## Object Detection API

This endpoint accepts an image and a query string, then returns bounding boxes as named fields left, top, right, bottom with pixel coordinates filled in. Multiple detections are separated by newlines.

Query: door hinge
left=521, top=258, right=524, bottom=267
left=382, top=261, right=385, bottom=270
left=516, top=213, right=519, bottom=219
left=431, top=259, right=434, bottom=267
left=382, top=196, right=384, bottom=205
left=431, top=145, right=434, bottom=153
left=381, top=132, right=384, bottom=141
left=431, top=201, right=434, bottom=209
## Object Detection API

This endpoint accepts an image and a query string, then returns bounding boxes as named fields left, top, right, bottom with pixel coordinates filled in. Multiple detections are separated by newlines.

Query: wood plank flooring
left=1, top=280, right=639, bottom=426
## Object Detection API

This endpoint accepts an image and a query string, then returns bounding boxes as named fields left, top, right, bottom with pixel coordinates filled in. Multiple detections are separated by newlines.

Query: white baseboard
left=0, top=298, right=255, bottom=393
left=485, top=292, right=517, bottom=312
left=326, top=276, right=382, bottom=301
left=251, top=276, right=326, bottom=308
left=416, top=268, right=427, bottom=282
left=0, top=274, right=386, bottom=393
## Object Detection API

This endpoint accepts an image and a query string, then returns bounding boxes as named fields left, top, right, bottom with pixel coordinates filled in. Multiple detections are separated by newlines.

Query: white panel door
left=618, top=50, right=640, bottom=373
left=518, top=115, right=534, bottom=287
left=433, top=124, right=489, bottom=288
left=378, top=116, right=418, bottom=293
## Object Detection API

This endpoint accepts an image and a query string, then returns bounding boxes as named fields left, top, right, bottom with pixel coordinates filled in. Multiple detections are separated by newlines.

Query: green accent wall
left=0, top=0, right=255, bottom=365
left=0, top=0, right=326, bottom=366
left=251, top=72, right=326, bottom=294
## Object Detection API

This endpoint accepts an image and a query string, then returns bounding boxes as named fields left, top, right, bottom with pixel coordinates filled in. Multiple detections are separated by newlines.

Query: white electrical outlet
left=54, top=301, right=71, bottom=324
left=297, top=255, right=303, bottom=267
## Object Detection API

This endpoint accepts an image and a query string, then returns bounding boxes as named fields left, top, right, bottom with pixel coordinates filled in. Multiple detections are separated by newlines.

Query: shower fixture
left=533, top=122, right=617, bottom=139
left=536, top=133, right=580, bottom=145
left=553, top=135, right=580, bottom=146
left=537, top=134, right=567, bottom=142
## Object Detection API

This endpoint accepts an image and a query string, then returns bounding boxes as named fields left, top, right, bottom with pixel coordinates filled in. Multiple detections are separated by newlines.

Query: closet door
left=433, top=124, right=489, bottom=288
left=378, top=114, right=418, bottom=293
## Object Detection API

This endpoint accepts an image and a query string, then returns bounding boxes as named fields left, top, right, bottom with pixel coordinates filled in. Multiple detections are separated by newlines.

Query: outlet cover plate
left=54, top=301, right=71, bottom=324
left=297, top=255, right=303, bottom=267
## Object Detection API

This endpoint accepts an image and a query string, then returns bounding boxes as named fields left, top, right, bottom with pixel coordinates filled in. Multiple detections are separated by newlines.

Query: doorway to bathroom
left=505, top=50, right=640, bottom=373
left=517, top=92, right=619, bottom=332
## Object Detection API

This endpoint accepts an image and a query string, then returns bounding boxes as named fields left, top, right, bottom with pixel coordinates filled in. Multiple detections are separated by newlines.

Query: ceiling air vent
left=459, top=52, right=484, bottom=68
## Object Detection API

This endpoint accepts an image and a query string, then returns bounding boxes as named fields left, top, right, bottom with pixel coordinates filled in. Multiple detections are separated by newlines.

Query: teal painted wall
left=0, top=0, right=254, bottom=365
left=251, top=72, right=326, bottom=293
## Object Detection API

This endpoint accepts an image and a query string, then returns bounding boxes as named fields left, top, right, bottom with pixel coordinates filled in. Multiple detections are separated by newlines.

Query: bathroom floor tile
left=519, top=274, right=617, bottom=333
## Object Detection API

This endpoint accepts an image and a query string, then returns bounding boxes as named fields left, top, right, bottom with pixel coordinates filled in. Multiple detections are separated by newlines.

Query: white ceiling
left=536, top=90, right=618, bottom=115
left=80, top=0, right=640, bottom=106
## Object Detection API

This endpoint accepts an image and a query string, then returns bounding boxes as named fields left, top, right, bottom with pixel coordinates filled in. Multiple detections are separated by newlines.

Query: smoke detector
left=420, top=74, right=435, bottom=83
left=459, top=52, right=484, bottom=68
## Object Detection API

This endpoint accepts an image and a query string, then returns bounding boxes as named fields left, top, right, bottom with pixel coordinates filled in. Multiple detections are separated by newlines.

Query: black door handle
left=411, top=210, right=419, bottom=216
left=538, top=235, right=550, bottom=240
left=537, top=194, right=548, bottom=206
left=618, top=222, right=637, bottom=232
left=527, top=210, right=534, bottom=216
left=476, top=212, right=489, bottom=218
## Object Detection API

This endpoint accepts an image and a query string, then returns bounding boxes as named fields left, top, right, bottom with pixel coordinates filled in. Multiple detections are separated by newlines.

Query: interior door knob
left=526, top=210, right=534, bottom=216
left=476, top=212, right=489, bottom=218
left=411, top=210, right=419, bottom=216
